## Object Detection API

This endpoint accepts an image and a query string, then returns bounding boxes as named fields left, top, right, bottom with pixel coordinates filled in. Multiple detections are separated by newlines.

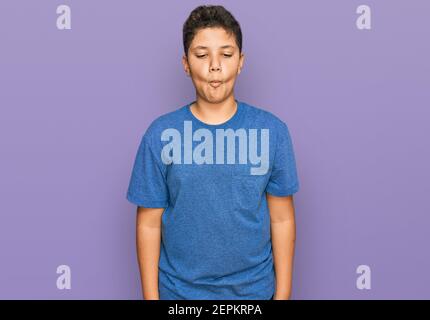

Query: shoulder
left=141, top=104, right=187, bottom=143
left=241, top=101, right=291, bottom=134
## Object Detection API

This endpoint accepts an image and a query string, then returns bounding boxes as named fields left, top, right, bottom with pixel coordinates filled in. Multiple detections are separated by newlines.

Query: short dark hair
left=183, top=5, right=242, bottom=58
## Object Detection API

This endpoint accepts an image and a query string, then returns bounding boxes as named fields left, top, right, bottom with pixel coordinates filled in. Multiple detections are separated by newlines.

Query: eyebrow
left=192, top=45, right=235, bottom=51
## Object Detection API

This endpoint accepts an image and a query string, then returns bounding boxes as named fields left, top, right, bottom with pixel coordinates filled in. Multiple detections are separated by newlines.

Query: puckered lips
left=209, top=80, right=222, bottom=88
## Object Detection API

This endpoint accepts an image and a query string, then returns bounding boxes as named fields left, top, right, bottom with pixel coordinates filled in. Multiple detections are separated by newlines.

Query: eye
left=195, top=53, right=233, bottom=58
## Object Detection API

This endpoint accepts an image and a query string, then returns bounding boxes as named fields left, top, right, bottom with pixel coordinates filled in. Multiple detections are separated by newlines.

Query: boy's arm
left=266, top=193, right=296, bottom=300
left=136, top=206, right=164, bottom=300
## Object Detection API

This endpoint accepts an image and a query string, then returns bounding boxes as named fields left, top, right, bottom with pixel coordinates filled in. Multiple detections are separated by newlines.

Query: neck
left=190, top=97, right=237, bottom=125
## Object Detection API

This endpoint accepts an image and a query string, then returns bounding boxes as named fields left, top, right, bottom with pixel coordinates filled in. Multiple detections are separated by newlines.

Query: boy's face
left=182, top=27, right=244, bottom=104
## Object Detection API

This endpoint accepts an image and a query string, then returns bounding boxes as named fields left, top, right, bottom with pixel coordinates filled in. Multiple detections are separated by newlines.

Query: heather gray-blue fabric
left=126, top=100, right=300, bottom=300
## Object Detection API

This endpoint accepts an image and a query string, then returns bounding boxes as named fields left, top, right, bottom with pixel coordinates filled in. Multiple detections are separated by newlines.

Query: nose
left=210, top=59, right=221, bottom=72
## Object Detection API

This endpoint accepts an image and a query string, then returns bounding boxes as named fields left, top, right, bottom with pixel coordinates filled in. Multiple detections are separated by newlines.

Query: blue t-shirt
left=126, top=99, right=300, bottom=300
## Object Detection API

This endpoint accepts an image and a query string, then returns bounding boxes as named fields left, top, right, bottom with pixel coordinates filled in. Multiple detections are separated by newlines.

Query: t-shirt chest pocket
left=230, top=164, right=270, bottom=214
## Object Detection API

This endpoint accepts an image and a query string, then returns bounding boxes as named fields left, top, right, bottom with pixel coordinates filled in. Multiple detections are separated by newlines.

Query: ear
left=182, top=54, right=191, bottom=76
left=237, top=52, right=245, bottom=75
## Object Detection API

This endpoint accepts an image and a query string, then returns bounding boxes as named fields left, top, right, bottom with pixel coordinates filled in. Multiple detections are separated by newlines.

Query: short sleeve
left=126, top=134, right=169, bottom=208
left=265, top=122, right=300, bottom=197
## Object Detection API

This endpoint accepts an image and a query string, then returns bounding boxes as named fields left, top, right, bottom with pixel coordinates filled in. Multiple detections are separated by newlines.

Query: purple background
left=0, top=0, right=429, bottom=299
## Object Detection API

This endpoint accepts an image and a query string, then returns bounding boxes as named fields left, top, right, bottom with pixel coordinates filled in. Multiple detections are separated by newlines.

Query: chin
left=206, top=95, right=229, bottom=103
